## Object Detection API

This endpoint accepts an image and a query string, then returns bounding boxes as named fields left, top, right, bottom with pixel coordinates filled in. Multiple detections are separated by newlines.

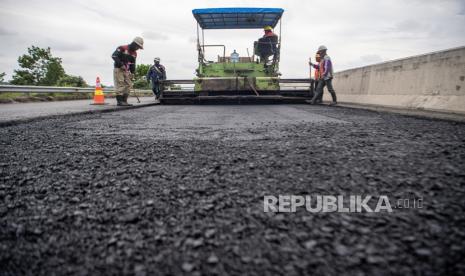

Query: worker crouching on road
left=309, top=53, right=323, bottom=104
left=111, top=37, right=144, bottom=106
left=310, top=45, right=337, bottom=105
left=147, top=57, right=166, bottom=104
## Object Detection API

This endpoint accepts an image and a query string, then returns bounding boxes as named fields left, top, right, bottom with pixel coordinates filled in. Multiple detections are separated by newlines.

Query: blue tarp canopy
left=192, top=8, right=284, bottom=29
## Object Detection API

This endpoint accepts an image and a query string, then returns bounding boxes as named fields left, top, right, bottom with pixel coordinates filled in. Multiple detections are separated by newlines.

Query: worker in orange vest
left=309, top=53, right=323, bottom=104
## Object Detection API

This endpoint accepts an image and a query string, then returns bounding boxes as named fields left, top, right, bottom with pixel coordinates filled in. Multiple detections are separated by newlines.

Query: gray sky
left=1, top=0, right=464, bottom=85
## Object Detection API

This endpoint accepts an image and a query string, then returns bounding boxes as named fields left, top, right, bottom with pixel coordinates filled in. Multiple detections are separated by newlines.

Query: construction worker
left=146, top=57, right=166, bottom=103
left=257, top=26, right=279, bottom=63
left=111, top=37, right=144, bottom=106
left=309, top=53, right=323, bottom=104
left=311, top=45, right=337, bottom=105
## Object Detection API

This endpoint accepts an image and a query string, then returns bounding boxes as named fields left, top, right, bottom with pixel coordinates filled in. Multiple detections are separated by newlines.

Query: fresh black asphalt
left=1, top=105, right=464, bottom=275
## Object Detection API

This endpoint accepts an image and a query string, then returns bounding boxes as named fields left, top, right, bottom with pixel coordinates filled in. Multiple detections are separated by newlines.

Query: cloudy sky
left=1, top=0, right=464, bottom=85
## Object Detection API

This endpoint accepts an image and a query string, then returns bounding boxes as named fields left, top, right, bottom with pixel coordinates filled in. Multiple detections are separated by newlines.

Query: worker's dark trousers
left=312, top=78, right=337, bottom=103
left=151, top=82, right=161, bottom=98
left=313, top=80, right=323, bottom=103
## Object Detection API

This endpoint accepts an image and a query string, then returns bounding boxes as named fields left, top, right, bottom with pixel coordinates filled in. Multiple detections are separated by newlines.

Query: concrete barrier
left=330, top=46, right=465, bottom=114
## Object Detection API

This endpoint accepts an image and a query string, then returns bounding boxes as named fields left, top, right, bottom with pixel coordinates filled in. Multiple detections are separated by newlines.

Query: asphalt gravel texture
left=1, top=104, right=465, bottom=276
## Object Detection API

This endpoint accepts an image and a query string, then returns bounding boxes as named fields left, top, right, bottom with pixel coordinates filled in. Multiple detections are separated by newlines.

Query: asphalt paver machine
left=161, top=7, right=313, bottom=103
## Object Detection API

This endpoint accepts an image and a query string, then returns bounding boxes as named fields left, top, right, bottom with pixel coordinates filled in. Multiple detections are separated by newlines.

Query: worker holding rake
left=111, top=37, right=144, bottom=106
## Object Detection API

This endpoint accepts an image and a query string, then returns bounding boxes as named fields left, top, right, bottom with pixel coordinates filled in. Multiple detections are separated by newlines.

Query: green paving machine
left=161, top=7, right=313, bottom=103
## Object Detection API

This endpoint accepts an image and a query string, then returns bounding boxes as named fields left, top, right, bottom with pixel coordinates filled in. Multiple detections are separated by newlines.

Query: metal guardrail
left=0, top=85, right=111, bottom=93
left=0, top=85, right=153, bottom=94
left=162, top=80, right=195, bottom=84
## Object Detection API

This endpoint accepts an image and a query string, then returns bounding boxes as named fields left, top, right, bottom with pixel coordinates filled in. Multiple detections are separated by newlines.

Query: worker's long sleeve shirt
left=112, top=45, right=137, bottom=74
left=322, top=55, right=334, bottom=79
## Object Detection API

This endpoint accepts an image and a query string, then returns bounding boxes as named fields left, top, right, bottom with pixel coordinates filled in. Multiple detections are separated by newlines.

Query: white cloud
left=142, top=31, right=170, bottom=41
left=0, top=26, right=17, bottom=36
left=0, top=0, right=464, bottom=85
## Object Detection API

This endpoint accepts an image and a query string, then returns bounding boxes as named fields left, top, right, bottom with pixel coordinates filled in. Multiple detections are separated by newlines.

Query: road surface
left=1, top=104, right=464, bottom=275
left=0, top=97, right=155, bottom=124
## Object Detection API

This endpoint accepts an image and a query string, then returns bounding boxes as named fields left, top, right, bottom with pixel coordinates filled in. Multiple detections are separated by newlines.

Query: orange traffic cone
left=91, top=77, right=107, bottom=105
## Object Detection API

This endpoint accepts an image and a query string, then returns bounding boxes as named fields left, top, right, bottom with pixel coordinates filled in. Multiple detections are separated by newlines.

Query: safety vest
left=314, top=67, right=319, bottom=80
left=318, top=59, right=325, bottom=80
left=314, top=59, right=324, bottom=80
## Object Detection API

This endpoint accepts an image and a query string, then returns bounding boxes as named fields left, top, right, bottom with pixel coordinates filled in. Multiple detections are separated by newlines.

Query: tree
left=133, top=64, right=151, bottom=89
left=57, top=75, right=88, bottom=87
left=11, top=46, right=65, bottom=86
left=133, top=79, right=149, bottom=89
left=0, top=72, right=5, bottom=83
left=135, top=64, right=150, bottom=81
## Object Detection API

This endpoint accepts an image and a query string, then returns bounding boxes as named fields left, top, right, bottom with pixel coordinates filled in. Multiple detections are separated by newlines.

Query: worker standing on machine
left=112, top=37, right=144, bottom=106
left=309, top=52, right=323, bottom=104
left=311, top=45, right=337, bottom=105
left=147, top=57, right=166, bottom=103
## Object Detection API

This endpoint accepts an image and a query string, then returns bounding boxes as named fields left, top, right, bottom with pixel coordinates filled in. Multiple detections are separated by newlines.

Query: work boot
left=310, top=94, right=318, bottom=105
left=116, top=95, right=124, bottom=106
left=329, top=93, right=337, bottom=106
left=121, top=94, right=133, bottom=106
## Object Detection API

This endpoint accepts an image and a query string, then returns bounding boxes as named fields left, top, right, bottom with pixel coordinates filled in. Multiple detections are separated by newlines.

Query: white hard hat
left=133, top=37, right=144, bottom=49
left=154, top=57, right=160, bottom=62
left=318, top=45, right=328, bottom=51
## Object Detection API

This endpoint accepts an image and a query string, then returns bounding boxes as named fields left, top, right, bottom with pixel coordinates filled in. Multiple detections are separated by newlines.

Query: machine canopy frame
left=192, top=7, right=284, bottom=29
